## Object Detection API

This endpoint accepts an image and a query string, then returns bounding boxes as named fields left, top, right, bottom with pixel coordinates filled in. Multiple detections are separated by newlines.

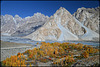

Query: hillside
left=24, top=7, right=99, bottom=41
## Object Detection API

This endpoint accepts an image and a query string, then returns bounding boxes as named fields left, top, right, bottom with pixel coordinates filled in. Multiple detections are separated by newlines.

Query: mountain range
left=1, top=13, right=49, bottom=36
left=1, top=7, right=99, bottom=41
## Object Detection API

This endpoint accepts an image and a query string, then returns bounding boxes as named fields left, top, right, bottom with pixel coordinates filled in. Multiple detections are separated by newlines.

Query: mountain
left=1, top=15, right=17, bottom=35
left=1, top=7, right=99, bottom=41
left=12, top=13, right=49, bottom=36
left=1, top=13, right=49, bottom=36
left=24, top=7, right=99, bottom=41
left=73, top=7, right=100, bottom=34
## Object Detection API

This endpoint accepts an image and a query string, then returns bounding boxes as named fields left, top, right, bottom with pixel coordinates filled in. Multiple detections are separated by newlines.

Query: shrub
left=81, top=51, right=89, bottom=58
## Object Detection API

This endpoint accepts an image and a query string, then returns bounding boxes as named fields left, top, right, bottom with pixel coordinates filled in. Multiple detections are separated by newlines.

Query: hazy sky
left=1, top=1, right=99, bottom=18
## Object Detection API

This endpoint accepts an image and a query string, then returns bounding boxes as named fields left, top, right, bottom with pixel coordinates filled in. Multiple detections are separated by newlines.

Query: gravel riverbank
left=1, top=46, right=34, bottom=61
left=72, top=55, right=99, bottom=66
left=1, top=41, right=40, bottom=61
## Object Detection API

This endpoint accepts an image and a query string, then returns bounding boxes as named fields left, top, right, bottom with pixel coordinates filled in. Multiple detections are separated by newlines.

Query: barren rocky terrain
left=1, top=7, right=99, bottom=41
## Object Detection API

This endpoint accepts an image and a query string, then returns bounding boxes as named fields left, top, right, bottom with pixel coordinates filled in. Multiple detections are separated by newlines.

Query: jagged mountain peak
left=59, top=7, right=66, bottom=10
left=24, top=16, right=31, bottom=19
left=73, top=7, right=99, bottom=34
left=24, top=7, right=80, bottom=41
left=1, top=7, right=99, bottom=41
left=54, top=7, right=71, bottom=16
left=76, top=7, right=100, bottom=13
left=1, top=13, right=49, bottom=36
left=14, top=14, right=20, bottom=18
left=33, top=12, right=49, bottom=19
left=78, top=7, right=86, bottom=10
left=4, top=14, right=13, bottom=18
left=24, top=7, right=99, bottom=41
left=34, top=12, right=42, bottom=16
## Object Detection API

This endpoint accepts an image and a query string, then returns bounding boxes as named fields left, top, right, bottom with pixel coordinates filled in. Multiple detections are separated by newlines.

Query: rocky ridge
left=1, top=13, right=49, bottom=36
left=73, top=7, right=100, bottom=34
left=1, top=7, right=99, bottom=41
left=24, top=7, right=99, bottom=41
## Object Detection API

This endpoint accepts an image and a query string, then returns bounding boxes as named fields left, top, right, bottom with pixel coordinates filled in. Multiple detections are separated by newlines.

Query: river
left=1, top=36, right=99, bottom=47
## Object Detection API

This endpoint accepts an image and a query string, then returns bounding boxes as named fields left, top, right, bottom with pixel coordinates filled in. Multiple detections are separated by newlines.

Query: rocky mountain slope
left=24, top=7, right=99, bottom=41
left=1, top=13, right=49, bottom=36
left=73, top=7, right=100, bottom=34
left=1, top=15, right=18, bottom=35
left=1, top=7, right=99, bottom=41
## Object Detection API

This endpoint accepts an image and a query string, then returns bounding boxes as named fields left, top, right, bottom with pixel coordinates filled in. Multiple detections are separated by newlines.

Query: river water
left=1, top=36, right=99, bottom=46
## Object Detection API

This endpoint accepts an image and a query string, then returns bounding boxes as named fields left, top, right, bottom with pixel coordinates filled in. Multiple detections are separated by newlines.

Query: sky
left=1, top=1, right=99, bottom=18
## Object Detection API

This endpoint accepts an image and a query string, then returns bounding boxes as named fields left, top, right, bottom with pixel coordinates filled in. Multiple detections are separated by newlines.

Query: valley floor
left=1, top=40, right=41, bottom=61
left=1, top=40, right=33, bottom=48
left=1, top=41, right=99, bottom=66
